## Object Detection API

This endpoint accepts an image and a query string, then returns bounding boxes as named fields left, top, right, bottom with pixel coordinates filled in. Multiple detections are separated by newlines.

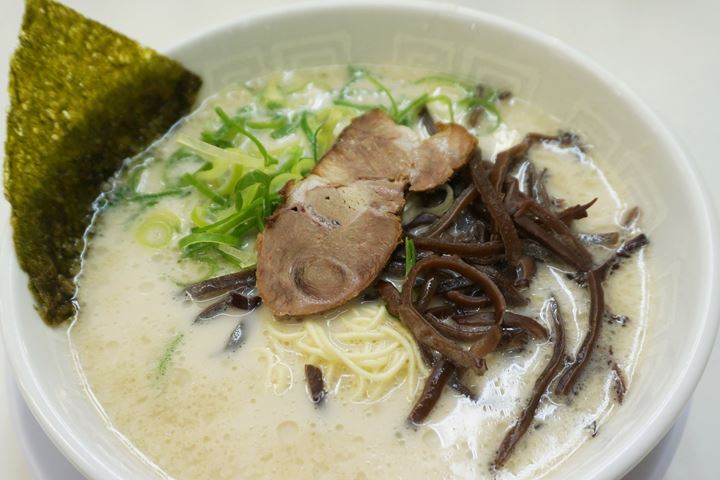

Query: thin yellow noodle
left=388, top=323, right=428, bottom=374
left=306, top=323, right=376, bottom=379
left=378, top=325, right=419, bottom=396
left=362, top=307, right=385, bottom=331
left=354, top=357, right=394, bottom=370
left=342, top=344, right=399, bottom=360
left=374, top=351, right=408, bottom=381
left=295, top=339, right=326, bottom=358
left=264, top=303, right=427, bottom=402
left=333, top=331, right=392, bottom=341
left=265, top=323, right=305, bottom=340
left=307, top=322, right=400, bottom=381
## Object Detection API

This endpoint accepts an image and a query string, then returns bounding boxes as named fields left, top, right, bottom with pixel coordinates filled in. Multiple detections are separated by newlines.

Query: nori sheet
left=3, top=0, right=202, bottom=324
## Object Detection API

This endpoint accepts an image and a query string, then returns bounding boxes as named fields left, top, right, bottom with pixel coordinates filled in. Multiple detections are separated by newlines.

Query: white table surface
left=1, top=0, right=719, bottom=478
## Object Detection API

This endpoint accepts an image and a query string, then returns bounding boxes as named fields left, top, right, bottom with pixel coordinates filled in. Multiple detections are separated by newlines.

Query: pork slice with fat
left=257, top=109, right=476, bottom=317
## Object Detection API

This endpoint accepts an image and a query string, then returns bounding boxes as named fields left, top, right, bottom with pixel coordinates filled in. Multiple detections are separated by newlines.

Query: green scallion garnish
left=405, top=238, right=416, bottom=277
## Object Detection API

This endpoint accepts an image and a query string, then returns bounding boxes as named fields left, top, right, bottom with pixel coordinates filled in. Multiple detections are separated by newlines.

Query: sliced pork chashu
left=257, top=109, right=476, bottom=317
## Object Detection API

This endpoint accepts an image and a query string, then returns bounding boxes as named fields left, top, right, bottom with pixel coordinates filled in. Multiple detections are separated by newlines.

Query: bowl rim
left=2, top=1, right=719, bottom=479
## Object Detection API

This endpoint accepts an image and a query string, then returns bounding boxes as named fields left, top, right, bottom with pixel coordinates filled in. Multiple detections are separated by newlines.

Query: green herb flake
left=156, top=333, right=184, bottom=380
left=3, top=0, right=201, bottom=324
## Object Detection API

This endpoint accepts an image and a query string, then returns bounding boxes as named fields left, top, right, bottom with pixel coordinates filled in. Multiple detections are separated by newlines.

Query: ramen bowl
left=1, top=1, right=718, bottom=478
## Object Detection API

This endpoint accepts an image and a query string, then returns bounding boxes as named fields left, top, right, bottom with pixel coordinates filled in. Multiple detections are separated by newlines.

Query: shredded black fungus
left=448, top=369, right=477, bottom=401
left=489, top=143, right=529, bottom=191
left=504, top=179, right=592, bottom=271
left=502, top=312, right=548, bottom=340
left=408, top=358, right=455, bottom=424
left=533, top=168, right=555, bottom=210
left=193, top=286, right=260, bottom=323
left=470, top=151, right=523, bottom=267
left=435, top=276, right=473, bottom=295
left=595, top=234, right=649, bottom=281
left=229, top=288, right=262, bottom=310
left=184, top=269, right=256, bottom=301
left=422, top=184, right=478, bottom=237
left=420, top=106, right=438, bottom=136
left=611, top=362, right=627, bottom=404
left=416, top=275, right=441, bottom=312
left=225, top=321, right=245, bottom=352
left=494, top=297, right=566, bottom=468
left=498, top=329, right=531, bottom=351
left=445, top=290, right=492, bottom=308
left=522, top=239, right=554, bottom=263
left=305, top=364, right=327, bottom=405
left=377, top=280, right=402, bottom=317
left=412, top=237, right=504, bottom=257
left=400, top=255, right=505, bottom=373
left=404, top=212, right=439, bottom=229
left=557, top=198, right=597, bottom=224
left=473, top=265, right=529, bottom=307
left=425, top=313, right=497, bottom=342
left=621, top=206, right=640, bottom=229
left=194, top=297, right=230, bottom=324
left=555, top=271, right=605, bottom=395
left=514, top=255, right=536, bottom=288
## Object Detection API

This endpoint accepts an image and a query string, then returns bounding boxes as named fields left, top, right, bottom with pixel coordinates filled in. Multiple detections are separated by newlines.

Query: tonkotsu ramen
left=68, top=65, right=650, bottom=479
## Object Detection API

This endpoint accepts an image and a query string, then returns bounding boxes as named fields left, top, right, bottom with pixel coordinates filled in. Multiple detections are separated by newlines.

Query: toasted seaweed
left=3, top=0, right=201, bottom=324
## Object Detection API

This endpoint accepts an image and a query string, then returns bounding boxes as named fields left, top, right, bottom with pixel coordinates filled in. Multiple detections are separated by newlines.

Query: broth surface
left=69, top=65, right=650, bottom=479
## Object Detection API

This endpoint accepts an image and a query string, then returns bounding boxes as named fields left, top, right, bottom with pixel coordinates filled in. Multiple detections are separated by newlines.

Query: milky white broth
left=68, top=66, right=651, bottom=479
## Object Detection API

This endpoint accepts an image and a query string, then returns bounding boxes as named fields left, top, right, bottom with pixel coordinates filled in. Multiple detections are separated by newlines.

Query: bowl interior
left=2, top=2, right=718, bottom=479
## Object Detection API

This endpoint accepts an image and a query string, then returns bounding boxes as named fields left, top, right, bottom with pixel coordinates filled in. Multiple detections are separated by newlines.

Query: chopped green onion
left=270, top=114, right=300, bottom=139
left=425, top=184, right=455, bottom=216
left=396, top=93, right=429, bottom=124
left=215, top=107, right=277, bottom=166
left=216, top=244, right=256, bottom=268
left=234, top=170, right=271, bottom=209
left=291, top=158, right=315, bottom=175
left=333, top=98, right=385, bottom=113
left=236, top=182, right=266, bottom=211
left=191, top=202, right=212, bottom=228
left=346, top=66, right=399, bottom=117
left=193, top=204, right=260, bottom=235
left=269, top=172, right=302, bottom=195
left=300, top=111, right=319, bottom=161
left=177, top=135, right=251, bottom=164
left=315, top=108, right=351, bottom=158
left=215, top=164, right=245, bottom=197
left=405, top=238, right=416, bottom=277
left=396, top=94, right=455, bottom=125
left=245, top=116, right=287, bottom=130
left=178, top=232, right=240, bottom=249
left=459, top=89, right=502, bottom=130
left=134, top=211, right=178, bottom=249
left=181, top=173, right=227, bottom=206
left=402, top=184, right=455, bottom=224
left=162, top=150, right=205, bottom=187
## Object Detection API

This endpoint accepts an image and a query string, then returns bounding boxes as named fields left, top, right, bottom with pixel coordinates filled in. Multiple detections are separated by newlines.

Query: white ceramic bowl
left=2, top=1, right=718, bottom=479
